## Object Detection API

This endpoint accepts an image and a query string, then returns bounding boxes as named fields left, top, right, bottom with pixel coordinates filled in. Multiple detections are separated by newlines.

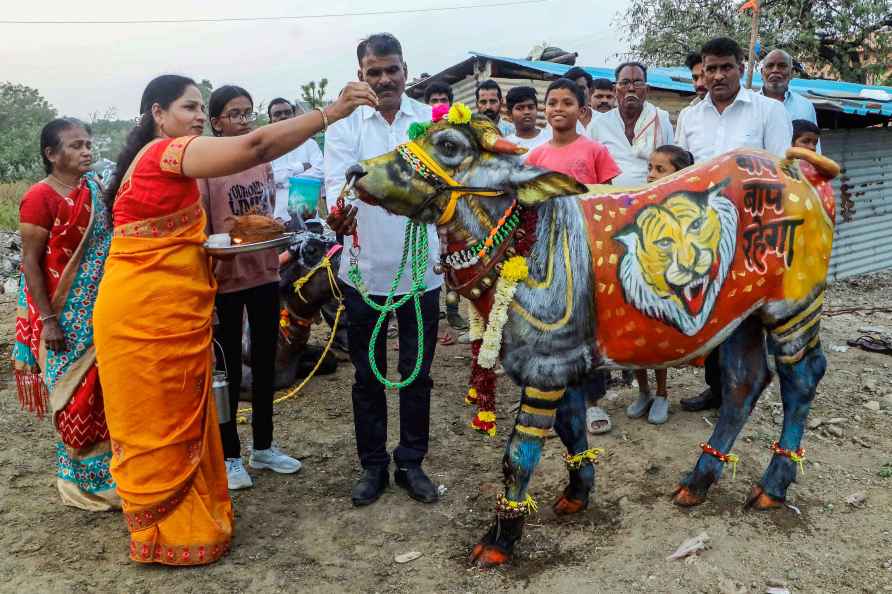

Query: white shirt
left=589, top=106, right=674, bottom=186
left=497, top=119, right=516, bottom=136
left=762, top=88, right=821, bottom=153
left=271, top=138, right=324, bottom=221
left=675, top=87, right=792, bottom=163
left=584, top=110, right=604, bottom=138
left=324, top=95, right=441, bottom=295
left=506, top=129, right=552, bottom=156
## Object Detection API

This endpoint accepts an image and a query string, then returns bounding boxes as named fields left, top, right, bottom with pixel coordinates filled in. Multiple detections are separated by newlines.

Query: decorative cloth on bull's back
left=582, top=149, right=835, bottom=367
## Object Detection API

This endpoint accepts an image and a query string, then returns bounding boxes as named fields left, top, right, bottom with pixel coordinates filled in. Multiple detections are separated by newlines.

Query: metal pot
left=212, top=371, right=231, bottom=424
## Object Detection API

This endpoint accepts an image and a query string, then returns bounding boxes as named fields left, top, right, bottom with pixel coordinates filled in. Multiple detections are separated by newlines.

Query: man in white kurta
left=589, top=62, right=674, bottom=186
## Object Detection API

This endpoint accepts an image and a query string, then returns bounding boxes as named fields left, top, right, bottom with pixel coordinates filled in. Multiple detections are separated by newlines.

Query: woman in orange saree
left=94, top=74, right=376, bottom=565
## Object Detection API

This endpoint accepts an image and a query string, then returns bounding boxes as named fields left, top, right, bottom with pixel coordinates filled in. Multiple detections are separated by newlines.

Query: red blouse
left=19, top=182, right=79, bottom=230
left=113, top=136, right=200, bottom=226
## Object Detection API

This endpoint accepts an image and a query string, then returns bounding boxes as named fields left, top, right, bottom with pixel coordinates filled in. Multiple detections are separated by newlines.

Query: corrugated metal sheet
left=823, top=127, right=892, bottom=280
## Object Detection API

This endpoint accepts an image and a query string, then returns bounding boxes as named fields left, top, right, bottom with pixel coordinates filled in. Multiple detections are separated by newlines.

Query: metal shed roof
left=467, top=51, right=892, bottom=119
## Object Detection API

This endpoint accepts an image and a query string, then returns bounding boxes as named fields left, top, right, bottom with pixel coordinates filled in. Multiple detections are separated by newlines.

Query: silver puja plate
left=204, top=233, right=293, bottom=256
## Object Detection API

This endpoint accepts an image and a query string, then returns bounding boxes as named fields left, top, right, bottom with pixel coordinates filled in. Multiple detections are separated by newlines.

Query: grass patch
left=880, top=463, right=892, bottom=479
left=0, top=181, right=27, bottom=231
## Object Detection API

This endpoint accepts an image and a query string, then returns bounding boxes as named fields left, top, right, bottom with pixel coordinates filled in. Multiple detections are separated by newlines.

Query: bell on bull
left=351, top=103, right=841, bottom=568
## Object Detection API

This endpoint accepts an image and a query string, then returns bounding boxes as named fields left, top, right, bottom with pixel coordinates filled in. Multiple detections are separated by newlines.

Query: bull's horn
left=480, top=130, right=528, bottom=155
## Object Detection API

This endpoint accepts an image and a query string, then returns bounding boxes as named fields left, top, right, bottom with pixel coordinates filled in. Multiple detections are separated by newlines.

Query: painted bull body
left=351, top=109, right=840, bottom=567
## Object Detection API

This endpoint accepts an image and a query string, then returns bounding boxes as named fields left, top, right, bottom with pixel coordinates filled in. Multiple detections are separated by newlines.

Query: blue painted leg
left=755, top=341, right=826, bottom=504
left=553, top=385, right=594, bottom=513
left=471, top=386, right=563, bottom=567
left=674, top=317, right=771, bottom=506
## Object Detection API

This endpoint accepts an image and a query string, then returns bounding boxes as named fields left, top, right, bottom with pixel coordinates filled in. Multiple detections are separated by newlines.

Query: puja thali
left=204, top=233, right=294, bottom=256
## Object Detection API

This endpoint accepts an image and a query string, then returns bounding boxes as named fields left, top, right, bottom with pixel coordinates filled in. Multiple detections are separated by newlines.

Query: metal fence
left=823, top=127, right=892, bottom=281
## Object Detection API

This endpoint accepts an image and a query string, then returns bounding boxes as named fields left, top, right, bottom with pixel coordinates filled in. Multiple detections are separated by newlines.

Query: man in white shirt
left=760, top=48, right=820, bottom=152
left=504, top=85, right=551, bottom=153
left=267, top=98, right=325, bottom=222
left=564, top=67, right=597, bottom=128
left=674, top=36, right=792, bottom=414
left=675, top=52, right=708, bottom=136
left=589, top=61, right=674, bottom=186
left=476, top=79, right=516, bottom=136
left=675, top=37, right=792, bottom=164
left=324, top=33, right=442, bottom=507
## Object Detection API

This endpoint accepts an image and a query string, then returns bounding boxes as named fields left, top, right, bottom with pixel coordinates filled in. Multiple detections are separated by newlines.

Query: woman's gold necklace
left=49, top=174, right=78, bottom=192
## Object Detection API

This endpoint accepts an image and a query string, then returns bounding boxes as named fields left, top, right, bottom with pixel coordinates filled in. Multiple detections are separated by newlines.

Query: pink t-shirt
left=526, top=136, right=621, bottom=184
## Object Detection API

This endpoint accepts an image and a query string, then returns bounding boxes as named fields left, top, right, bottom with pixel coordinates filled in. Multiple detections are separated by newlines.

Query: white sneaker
left=226, top=458, right=253, bottom=490
left=249, top=444, right=302, bottom=474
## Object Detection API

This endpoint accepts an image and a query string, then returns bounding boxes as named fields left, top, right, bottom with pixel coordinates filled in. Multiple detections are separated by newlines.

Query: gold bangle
left=315, top=106, right=328, bottom=132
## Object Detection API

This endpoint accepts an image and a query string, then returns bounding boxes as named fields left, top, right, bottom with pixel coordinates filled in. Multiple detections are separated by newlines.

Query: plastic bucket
left=289, top=176, right=322, bottom=216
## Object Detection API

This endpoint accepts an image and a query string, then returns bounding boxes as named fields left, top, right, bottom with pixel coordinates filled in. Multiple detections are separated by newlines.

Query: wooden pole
left=745, top=3, right=761, bottom=89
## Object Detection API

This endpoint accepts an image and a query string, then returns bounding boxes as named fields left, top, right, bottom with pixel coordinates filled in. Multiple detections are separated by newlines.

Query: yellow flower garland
left=446, top=102, right=472, bottom=125
left=478, top=256, right=528, bottom=369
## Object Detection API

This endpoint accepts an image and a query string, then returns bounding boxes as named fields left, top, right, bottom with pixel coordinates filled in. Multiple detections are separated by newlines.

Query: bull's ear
left=513, top=169, right=588, bottom=207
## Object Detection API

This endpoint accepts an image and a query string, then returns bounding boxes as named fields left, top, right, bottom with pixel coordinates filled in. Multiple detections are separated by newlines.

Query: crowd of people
left=13, top=31, right=824, bottom=566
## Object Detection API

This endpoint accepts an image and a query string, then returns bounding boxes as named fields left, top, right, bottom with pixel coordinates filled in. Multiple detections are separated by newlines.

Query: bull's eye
left=438, top=139, right=459, bottom=158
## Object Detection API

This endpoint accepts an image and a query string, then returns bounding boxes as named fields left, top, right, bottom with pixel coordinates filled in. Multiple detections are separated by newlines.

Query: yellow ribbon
left=401, top=141, right=503, bottom=225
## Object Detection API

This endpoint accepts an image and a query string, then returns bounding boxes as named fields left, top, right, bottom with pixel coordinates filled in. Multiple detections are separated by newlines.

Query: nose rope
left=397, top=141, right=503, bottom=225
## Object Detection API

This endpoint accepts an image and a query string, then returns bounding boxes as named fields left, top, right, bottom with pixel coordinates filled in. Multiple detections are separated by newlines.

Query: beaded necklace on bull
left=333, top=103, right=528, bottom=393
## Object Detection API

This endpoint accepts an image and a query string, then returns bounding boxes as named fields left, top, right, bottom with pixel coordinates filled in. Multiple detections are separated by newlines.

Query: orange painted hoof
left=553, top=495, right=587, bottom=515
left=671, top=485, right=706, bottom=507
left=745, top=485, right=784, bottom=510
left=469, top=543, right=509, bottom=568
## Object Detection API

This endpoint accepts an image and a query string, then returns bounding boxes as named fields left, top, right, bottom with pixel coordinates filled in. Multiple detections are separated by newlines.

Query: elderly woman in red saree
left=93, top=74, right=375, bottom=565
left=15, top=118, right=120, bottom=511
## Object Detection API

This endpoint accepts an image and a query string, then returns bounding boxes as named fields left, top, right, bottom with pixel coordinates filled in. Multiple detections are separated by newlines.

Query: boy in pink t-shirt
left=526, top=79, right=621, bottom=185
left=526, top=77, right=621, bottom=436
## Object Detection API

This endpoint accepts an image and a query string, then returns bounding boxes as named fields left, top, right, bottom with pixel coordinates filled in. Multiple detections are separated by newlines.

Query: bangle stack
left=315, top=106, right=329, bottom=132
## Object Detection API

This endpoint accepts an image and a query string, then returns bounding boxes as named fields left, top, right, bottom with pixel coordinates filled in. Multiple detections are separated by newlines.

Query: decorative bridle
left=396, top=141, right=504, bottom=225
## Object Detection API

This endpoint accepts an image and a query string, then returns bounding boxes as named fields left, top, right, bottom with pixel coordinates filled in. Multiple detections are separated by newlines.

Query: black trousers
left=343, top=284, right=440, bottom=468
left=215, top=282, right=279, bottom=459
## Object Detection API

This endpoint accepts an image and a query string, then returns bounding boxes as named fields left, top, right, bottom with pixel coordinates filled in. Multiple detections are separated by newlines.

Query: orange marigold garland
left=468, top=338, right=498, bottom=436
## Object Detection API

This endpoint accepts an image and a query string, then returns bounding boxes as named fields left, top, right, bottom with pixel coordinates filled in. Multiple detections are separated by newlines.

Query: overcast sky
left=3, top=0, right=631, bottom=120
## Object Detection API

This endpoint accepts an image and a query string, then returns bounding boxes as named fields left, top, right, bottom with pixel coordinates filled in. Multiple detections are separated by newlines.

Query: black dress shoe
left=680, top=388, right=721, bottom=412
left=394, top=466, right=438, bottom=503
left=351, top=465, right=389, bottom=507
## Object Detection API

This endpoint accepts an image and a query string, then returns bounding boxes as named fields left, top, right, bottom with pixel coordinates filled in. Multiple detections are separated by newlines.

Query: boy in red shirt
left=527, top=78, right=621, bottom=184
left=526, top=77, right=621, bottom=435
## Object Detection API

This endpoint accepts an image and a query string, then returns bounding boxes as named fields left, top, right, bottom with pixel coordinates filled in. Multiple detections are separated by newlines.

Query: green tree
left=88, top=107, right=133, bottom=162
left=0, top=83, right=57, bottom=182
left=197, top=79, right=214, bottom=106
left=618, top=0, right=892, bottom=84
left=300, top=78, right=329, bottom=109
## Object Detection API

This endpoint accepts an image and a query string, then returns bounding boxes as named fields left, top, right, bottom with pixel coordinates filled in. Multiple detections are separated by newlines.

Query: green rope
left=347, top=220, right=429, bottom=390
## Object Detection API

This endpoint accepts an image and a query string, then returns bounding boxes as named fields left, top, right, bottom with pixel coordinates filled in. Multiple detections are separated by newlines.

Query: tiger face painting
left=615, top=182, right=738, bottom=336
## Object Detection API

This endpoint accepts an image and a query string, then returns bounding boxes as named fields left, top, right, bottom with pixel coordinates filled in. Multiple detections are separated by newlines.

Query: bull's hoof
left=553, top=495, right=588, bottom=515
left=671, top=484, right=706, bottom=507
left=469, top=516, right=524, bottom=568
left=745, top=484, right=784, bottom=510
left=469, top=543, right=510, bottom=568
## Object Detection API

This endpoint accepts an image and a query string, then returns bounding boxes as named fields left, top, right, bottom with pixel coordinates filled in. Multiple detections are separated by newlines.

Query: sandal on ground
left=648, top=396, right=669, bottom=425
left=586, top=406, right=612, bottom=435
left=626, top=391, right=653, bottom=419
left=847, top=335, right=892, bottom=355
left=438, top=332, right=456, bottom=346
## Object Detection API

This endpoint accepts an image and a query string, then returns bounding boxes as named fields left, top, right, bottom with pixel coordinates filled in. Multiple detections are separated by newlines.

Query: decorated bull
left=241, top=228, right=341, bottom=391
left=346, top=104, right=840, bottom=567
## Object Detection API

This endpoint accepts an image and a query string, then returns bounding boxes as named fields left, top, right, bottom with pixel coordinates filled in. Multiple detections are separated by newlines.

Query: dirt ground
left=0, top=273, right=890, bottom=594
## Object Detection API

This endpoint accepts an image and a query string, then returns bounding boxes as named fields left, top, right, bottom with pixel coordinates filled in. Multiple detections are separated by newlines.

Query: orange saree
left=93, top=137, right=232, bottom=565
